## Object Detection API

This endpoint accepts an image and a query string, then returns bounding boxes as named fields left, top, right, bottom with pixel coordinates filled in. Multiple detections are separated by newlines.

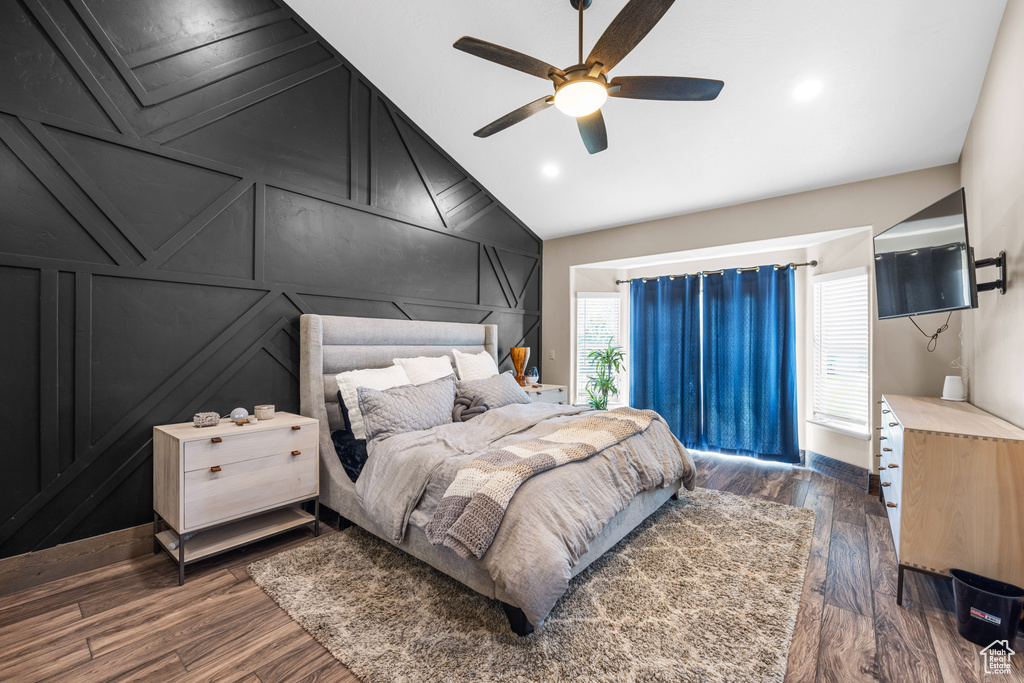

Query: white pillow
left=392, top=355, right=455, bottom=385
left=452, top=348, right=500, bottom=381
left=336, top=365, right=411, bottom=440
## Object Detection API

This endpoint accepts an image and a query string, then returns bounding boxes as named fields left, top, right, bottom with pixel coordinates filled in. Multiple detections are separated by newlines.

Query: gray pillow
left=358, top=374, right=456, bottom=441
left=457, top=373, right=531, bottom=410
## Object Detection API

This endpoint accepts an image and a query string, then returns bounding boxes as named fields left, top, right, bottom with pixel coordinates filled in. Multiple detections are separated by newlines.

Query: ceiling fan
left=454, top=0, right=724, bottom=155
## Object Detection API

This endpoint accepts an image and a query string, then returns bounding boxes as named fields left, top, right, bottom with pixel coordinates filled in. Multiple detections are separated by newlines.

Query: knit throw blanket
left=425, top=407, right=658, bottom=560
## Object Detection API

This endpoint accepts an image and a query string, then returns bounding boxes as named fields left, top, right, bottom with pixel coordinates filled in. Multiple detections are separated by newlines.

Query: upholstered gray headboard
left=299, top=314, right=497, bottom=476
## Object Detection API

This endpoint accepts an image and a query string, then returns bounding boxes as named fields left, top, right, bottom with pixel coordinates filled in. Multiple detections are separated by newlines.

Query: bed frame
left=299, top=313, right=680, bottom=634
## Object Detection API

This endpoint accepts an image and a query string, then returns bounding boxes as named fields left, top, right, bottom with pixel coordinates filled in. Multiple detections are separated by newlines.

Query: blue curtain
left=702, top=266, right=799, bottom=463
left=629, top=276, right=702, bottom=448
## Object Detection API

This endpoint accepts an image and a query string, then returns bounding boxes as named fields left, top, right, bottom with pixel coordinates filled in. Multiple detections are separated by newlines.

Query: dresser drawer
left=528, top=385, right=567, bottom=405
left=184, top=449, right=317, bottom=530
left=183, top=426, right=316, bottom=473
left=880, top=399, right=903, bottom=557
left=885, top=494, right=901, bottom=560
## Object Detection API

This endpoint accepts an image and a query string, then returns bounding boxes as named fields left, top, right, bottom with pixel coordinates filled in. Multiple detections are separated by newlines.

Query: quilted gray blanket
left=425, top=408, right=659, bottom=559
left=355, top=402, right=694, bottom=626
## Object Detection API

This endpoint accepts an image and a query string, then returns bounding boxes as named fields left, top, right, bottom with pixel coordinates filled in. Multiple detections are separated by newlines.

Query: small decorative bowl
left=255, top=404, right=275, bottom=420
left=193, top=412, right=220, bottom=428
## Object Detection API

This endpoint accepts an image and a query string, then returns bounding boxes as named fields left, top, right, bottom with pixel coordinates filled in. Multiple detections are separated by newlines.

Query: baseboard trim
left=806, top=450, right=870, bottom=491
left=0, top=523, right=152, bottom=597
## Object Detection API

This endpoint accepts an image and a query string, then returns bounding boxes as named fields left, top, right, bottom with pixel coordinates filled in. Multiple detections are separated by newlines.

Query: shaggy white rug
left=249, top=488, right=814, bottom=683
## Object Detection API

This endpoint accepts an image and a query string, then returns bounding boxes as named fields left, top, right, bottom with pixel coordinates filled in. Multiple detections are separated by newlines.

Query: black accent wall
left=0, top=0, right=541, bottom=558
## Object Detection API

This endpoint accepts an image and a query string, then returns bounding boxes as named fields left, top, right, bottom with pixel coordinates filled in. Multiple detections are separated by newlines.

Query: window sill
left=807, top=418, right=871, bottom=440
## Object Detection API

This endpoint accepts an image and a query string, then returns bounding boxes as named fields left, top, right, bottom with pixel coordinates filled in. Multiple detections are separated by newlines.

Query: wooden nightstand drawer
left=184, top=427, right=316, bottom=472
left=184, top=449, right=317, bottom=530
left=527, top=384, right=568, bottom=405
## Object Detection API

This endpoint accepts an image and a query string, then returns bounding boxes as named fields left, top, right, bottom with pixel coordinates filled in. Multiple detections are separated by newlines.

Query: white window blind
left=813, top=268, right=870, bottom=434
left=576, top=293, right=622, bottom=402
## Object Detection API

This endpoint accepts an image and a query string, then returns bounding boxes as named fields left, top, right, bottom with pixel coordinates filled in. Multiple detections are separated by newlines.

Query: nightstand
left=525, top=384, right=568, bottom=405
left=153, top=412, right=320, bottom=585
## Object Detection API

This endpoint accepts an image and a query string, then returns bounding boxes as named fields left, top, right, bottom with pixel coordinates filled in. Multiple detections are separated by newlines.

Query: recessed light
left=792, top=79, right=823, bottom=102
left=541, top=164, right=560, bottom=178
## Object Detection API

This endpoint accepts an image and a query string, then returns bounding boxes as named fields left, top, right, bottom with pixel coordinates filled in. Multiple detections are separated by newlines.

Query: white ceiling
left=288, top=0, right=1006, bottom=240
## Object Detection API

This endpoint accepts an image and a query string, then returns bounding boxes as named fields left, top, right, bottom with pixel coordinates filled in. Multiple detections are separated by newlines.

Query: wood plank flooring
left=0, top=454, right=1020, bottom=682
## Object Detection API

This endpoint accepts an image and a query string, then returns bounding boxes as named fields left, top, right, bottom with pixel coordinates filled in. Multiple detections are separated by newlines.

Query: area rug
left=248, top=488, right=814, bottom=683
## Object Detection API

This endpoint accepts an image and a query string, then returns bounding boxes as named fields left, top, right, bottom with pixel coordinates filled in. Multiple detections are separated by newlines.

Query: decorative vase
left=510, top=347, right=530, bottom=387
left=525, top=366, right=539, bottom=385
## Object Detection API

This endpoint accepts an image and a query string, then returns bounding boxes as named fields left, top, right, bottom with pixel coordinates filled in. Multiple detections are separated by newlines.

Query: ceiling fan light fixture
left=554, top=80, right=608, bottom=117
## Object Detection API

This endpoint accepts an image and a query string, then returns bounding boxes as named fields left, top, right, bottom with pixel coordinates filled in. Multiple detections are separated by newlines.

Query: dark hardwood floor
left=0, top=453, right=1020, bottom=682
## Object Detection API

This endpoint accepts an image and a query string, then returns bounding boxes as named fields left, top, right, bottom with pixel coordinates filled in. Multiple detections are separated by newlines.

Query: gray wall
left=0, top=0, right=541, bottom=558
left=960, top=0, right=1024, bottom=427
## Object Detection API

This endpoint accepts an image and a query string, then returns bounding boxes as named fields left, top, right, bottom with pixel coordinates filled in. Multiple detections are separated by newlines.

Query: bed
left=299, top=313, right=695, bottom=634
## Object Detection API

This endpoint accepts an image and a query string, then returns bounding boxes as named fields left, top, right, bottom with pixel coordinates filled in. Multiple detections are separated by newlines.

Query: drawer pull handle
left=877, top=400, right=883, bottom=404
left=882, top=409, right=891, bottom=414
left=875, top=426, right=883, bottom=431
left=558, top=388, right=565, bottom=392
left=291, top=450, right=301, bottom=456
left=889, top=422, right=898, bottom=427
left=881, top=482, right=891, bottom=487
left=875, top=453, right=881, bottom=458
left=883, top=447, right=892, bottom=452
left=887, top=502, right=898, bottom=508
left=211, top=437, right=222, bottom=443
left=888, top=464, right=899, bottom=468
left=291, top=425, right=301, bottom=430
left=879, top=436, right=887, bottom=440
left=210, top=466, right=222, bottom=473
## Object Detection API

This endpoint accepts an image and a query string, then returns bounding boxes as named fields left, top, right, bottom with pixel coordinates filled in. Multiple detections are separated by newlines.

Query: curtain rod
left=615, top=260, right=818, bottom=285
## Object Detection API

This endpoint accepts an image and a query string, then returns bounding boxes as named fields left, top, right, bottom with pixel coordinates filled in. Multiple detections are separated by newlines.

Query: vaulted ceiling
left=289, top=0, right=1006, bottom=239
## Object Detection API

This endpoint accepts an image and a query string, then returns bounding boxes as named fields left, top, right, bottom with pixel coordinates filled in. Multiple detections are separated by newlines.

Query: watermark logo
left=980, top=640, right=1015, bottom=675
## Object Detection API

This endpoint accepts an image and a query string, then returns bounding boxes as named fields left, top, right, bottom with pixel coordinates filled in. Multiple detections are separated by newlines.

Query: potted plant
left=585, top=338, right=626, bottom=410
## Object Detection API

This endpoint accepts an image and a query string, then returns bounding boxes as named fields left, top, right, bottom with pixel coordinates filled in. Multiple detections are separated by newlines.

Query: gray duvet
left=355, top=402, right=696, bottom=626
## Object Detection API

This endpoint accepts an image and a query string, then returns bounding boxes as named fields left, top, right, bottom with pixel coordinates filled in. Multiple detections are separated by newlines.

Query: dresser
left=525, top=384, right=568, bottom=405
left=878, top=395, right=1024, bottom=603
left=153, top=412, right=320, bottom=584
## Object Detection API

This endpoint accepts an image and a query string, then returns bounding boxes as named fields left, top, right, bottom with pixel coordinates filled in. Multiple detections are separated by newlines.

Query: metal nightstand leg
left=314, top=498, right=320, bottom=537
left=178, top=541, right=185, bottom=586
left=153, top=511, right=160, bottom=554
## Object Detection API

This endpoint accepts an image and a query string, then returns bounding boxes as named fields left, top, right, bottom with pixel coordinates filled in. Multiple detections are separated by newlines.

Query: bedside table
left=153, top=411, right=320, bottom=585
left=525, top=384, right=568, bottom=405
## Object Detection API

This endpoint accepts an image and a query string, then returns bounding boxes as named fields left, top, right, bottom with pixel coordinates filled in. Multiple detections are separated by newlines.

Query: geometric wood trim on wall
left=0, top=0, right=541, bottom=559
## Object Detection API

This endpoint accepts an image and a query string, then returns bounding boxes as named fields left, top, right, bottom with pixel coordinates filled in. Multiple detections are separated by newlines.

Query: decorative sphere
left=230, top=407, right=248, bottom=420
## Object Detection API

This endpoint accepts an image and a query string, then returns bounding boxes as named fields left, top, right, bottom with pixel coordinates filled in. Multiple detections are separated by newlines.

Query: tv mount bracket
left=975, top=250, right=1007, bottom=295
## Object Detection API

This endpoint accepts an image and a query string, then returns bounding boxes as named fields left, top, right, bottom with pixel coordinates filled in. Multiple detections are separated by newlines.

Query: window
left=812, top=268, right=870, bottom=437
left=576, top=292, right=623, bottom=404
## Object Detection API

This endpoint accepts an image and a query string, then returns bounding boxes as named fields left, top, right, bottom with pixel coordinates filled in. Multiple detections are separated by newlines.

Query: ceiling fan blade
left=473, top=96, right=554, bottom=138
left=454, top=37, right=564, bottom=80
left=577, top=110, right=608, bottom=154
left=609, top=76, right=724, bottom=101
left=586, top=0, right=676, bottom=74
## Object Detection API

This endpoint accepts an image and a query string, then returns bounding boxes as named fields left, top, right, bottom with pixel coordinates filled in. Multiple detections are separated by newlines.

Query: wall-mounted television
left=873, top=188, right=978, bottom=319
